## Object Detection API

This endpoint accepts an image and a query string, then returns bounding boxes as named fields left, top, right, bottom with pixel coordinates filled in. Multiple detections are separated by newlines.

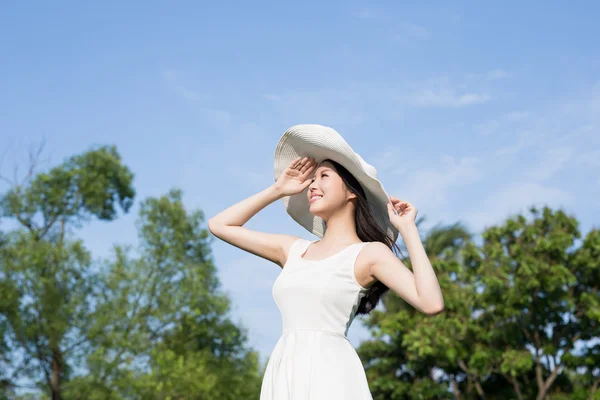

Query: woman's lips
left=309, top=195, right=323, bottom=203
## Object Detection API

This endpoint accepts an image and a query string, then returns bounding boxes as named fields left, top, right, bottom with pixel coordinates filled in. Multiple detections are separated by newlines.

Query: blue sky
left=1, top=1, right=599, bottom=367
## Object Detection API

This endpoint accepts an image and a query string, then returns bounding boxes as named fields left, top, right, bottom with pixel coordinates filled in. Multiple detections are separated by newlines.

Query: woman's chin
left=308, top=203, right=327, bottom=218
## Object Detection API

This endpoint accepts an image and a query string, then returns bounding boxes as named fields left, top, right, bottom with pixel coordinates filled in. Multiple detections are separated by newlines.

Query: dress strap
left=343, top=242, right=370, bottom=289
left=345, top=242, right=369, bottom=262
left=286, top=238, right=312, bottom=261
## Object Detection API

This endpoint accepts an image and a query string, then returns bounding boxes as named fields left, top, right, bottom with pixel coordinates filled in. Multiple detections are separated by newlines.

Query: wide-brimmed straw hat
left=274, top=124, right=399, bottom=242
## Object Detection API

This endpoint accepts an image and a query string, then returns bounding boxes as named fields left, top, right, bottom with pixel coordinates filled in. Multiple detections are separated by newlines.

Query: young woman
left=208, top=125, right=444, bottom=399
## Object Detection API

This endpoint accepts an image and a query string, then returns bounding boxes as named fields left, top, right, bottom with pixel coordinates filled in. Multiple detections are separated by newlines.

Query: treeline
left=0, top=146, right=598, bottom=399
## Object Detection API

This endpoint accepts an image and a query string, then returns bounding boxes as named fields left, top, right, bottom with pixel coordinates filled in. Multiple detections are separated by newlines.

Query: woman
left=208, top=124, right=444, bottom=399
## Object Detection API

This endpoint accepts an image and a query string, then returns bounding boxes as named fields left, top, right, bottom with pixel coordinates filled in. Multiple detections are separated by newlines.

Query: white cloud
left=487, top=69, right=511, bottom=80
left=465, top=69, right=511, bottom=83
left=266, top=76, right=495, bottom=127
left=408, top=89, right=491, bottom=108
left=263, top=79, right=598, bottom=240
left=393, top=155, right=485, bottom=211
left=371, top=146, right=404, bottom=174
left=351, top=8, right=429, bottom=41
left=175, top=86, right=202, bottom=102
left=162, top=68, right=203, bottom=102
left=461, top=85, right=599, bottom=231
left=264, top=87, right=367, bottom=129
left=495, top=129, right=545, bottom=155
left=263, top=94, right=281, bottom=102
left=505, top=111, right=530, bottom=121
left=393, top=22, right=431, bottom=40
left=383, top=84, right=596, bottom=232
left=475, top=119, right=500, bottom=136
left=161, top=68, right=243, bottom=131
left=524, top=146, right=576, bottom=182
left=398, top=76, right=493, bottom=108
left=576, top=150, right=600, bottom=167
left=473, top=111, right=530, bottom=139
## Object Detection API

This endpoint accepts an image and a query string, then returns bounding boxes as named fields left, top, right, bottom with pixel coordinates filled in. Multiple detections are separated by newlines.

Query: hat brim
left=274, top=124, right=399, bottom=243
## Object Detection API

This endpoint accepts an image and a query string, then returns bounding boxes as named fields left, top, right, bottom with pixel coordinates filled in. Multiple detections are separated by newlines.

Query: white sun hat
left=274, top=124, right=399, bottom=242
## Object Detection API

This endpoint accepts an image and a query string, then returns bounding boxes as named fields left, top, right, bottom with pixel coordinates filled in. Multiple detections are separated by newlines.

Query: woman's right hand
left=274, top=156, right=317, bottom=197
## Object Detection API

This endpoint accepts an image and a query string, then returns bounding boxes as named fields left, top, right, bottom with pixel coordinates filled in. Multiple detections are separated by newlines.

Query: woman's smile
left=309, top=194, right=323, bottom=203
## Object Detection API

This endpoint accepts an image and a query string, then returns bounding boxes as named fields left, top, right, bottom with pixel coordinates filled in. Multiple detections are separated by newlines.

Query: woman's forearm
left=208, top=183, right=285, bottom=229
left=400, top=223, right=444, bottom=313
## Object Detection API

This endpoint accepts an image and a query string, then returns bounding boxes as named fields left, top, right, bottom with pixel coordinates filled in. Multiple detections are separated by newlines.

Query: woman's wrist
left=396, top=221, right=419, bottom=239
left=268, top=183, right=286, bottom=200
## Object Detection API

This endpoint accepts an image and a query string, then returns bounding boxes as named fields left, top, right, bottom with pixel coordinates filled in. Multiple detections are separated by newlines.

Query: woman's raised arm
left=208, top=156, right=316, bottom=268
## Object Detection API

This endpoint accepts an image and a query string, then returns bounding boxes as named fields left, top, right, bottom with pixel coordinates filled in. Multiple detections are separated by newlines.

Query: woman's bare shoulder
left=359, top=241, right=396, bottom=265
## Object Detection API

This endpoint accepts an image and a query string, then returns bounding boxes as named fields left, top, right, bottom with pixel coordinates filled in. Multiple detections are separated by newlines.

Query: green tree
left=65, top=189, right=262, bottom=399
left=564, top=228, right=600, bottom=400
left=1, top=147, right=263, bottom=399
left=359, top=222, right=472, bottom=399
left=463, top=207, right=599, bottom=400
left=359, top=207, right=599, bottom=399
left=0, top=145, right=134, bottom=399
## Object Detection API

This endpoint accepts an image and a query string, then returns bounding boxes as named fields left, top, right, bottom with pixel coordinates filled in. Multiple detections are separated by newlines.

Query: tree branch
left=589, top=377, right=600, bottom=400
left=452, top=377, right=461, bottom=400
left=457, top=360, right=485, bottom=399
left=536, top=333, right=581, bottom=400
left=457, top=359, right=469, bottom=373
left=33, top=338, right=52, bottom=389
left=22, top=139, right=46, bottom=185
left=0, top=138, right=47, bottom=187
left=509, top=376, right=523, bottom=400
left=545, top=353, right=552, bottom=371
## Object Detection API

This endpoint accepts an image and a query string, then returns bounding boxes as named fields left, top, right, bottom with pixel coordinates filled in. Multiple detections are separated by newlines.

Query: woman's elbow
left=207, top=218, right=223, bottom=236
left=422, top=302, right=445, bottom=316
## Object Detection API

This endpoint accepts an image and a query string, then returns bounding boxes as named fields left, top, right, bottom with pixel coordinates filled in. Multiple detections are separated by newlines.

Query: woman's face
left=307, top=161, right=356, bottom=218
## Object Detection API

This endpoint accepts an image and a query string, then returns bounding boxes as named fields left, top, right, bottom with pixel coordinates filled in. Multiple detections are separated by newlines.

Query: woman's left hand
left=387, top=196, right=418, bottom=232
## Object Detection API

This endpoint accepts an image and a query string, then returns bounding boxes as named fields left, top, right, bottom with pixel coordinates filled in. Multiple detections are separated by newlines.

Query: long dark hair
left=325, top=159, right=403, bottom=315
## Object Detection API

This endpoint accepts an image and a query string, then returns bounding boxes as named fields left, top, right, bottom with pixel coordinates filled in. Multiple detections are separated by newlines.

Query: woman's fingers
left=299, top=160, right=309, bottom=173
left=300, top=158, right=315, bottom=173
left=302, top=166, right=316, bottom=180
left=289, top=156, right=317, bottom=176
left=389, top=196, right=411, bottom=215
left=390, top=196, right=408, bottom=206
left=290, top=157, right=303, bottom=169
left=300, top=157, right=316, bottom=173
left=297, top=157, right=310, bottom=169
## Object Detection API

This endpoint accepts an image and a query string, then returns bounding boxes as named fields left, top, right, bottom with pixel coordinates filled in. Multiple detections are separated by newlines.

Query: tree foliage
left=0, top=147, right=262, bottom=399
left=360, top=209, right=599, bottom=400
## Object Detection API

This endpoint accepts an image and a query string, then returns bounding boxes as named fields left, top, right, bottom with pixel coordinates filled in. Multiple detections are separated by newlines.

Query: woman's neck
left=320, top=209, right=361, bottom=245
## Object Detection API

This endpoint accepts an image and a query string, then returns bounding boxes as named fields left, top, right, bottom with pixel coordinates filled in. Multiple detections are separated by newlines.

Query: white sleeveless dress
left=260, top=238, right=373, bottom=399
